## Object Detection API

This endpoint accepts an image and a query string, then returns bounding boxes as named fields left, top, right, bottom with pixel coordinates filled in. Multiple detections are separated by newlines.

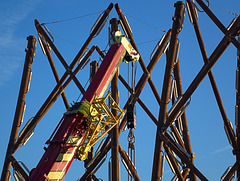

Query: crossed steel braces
left=2, top=1, right=240, bottom=180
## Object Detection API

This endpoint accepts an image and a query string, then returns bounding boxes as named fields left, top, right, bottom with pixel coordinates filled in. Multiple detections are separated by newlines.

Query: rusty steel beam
left=194, top=0, right=240, bottom=52
left=84, top=61, right=98, bottom=181
left=39, top=36, right=69, bottom=110
left=182, top=168, right=190, bottom=179
left=119, top=29, right=171, bottom=134
left=170, top=125, right=185, bottom=150
left=119, top=143, right=140, bottom=181
left=137, top=95, right=194, bottom=180
left=152, top=2, right=184, bottom=180
left=148, top=77, right=161, bottom=105
left=163, top=144, right=184, bottom=181
left=163, top=15, right=240, bottom=136
left=222, top=162, right=237, bottom=181
left=36, top=20, right=85, bottom=94
left=163, top=134, right=208, bottom=181
left=236, top=35, right=240, bottom=179
left=79, top=142, right=111, bottom=180
left=12, top=3, right=113, bottom=153
left=186, top=0, right=236, bottom=152
left=137, top=98, right=158, bottom=125
left=110, top=17, right=120, bottom=181
left=1, top=36, right=36, bottom=181
left=173, top=60, right=197, bottom=180
left=10, top=156, right=29, bottom=181
left=13, top=46, right=95, bottom=153
left=115, top=3, right=167, bottom=105
left=115, top=3, right=148, bottom=73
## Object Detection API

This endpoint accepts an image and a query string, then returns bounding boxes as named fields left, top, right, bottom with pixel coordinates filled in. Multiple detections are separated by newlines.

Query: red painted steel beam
left=80, top=30, right=171, bottom=180
left=29, top=43, right=126, bottom=180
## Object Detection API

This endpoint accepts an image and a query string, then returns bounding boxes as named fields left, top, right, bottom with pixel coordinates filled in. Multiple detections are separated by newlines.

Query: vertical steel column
left=236, top=35, right=240, bottom=179
left=151, top=2, right=184, bottom=180
left=84, top=61, right=98, bottom=181
left=1, top=36, right=36, bottom=181
left=110, top=18, right=120, bottom=181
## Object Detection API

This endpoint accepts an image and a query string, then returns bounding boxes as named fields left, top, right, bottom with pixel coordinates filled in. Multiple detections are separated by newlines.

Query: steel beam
left=119, top=144, right=140, bottom=181
left=115, top=3, right=148, bottom=73
left=39, top=36, right=69, bottom=109
left=1, top=36, right=36, bottom=181
left=194, top=0, right=240, bottom=51
left=163, top=144, right=184, bottom=181
left=36, top=20, right=85, bottom=94
left=148, top=77, right=161, bottom=105
left=110, top=17, right=120, bottom=181
left=10, top=156, right=29, bottom=180
left=115, top=3, right=166, bottom=106
left=13, top=46, right=95, bottom=153
left=236, top=35, right=240, bottom=179
left=12, top=2, right=113, bottom=153
left=152, top=2, right=184, bottom=180
left=80, top=30, right=171, bottom=180
left=162, top=134, right=208, bottom=181
left=173, top=59, right=196, bottom=180
left=137, top=98, right=158, bottom=125
left=222, top=162, right=237, bottom=181
left=138, top=90, right=202, bottom=180
left=163, top=15, right=240, bottom=135
left=84, top=61, right=98, bottom=181
left=186, top=0, right=236, bottom=151
left=79, top=143, right=111, bottom=180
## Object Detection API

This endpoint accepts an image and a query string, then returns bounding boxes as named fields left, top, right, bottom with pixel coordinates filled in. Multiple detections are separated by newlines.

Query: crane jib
left=29, top=43, right=126, bottom=180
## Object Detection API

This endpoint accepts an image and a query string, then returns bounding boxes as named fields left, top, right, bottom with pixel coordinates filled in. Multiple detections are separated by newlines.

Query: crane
left=29, top=22, right=139, bottom=181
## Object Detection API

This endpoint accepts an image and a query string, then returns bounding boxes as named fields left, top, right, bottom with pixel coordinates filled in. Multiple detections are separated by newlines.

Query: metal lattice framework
left=1, top=1, right=240, bottom=181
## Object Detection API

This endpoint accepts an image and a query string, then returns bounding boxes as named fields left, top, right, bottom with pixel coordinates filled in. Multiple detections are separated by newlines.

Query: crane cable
left=128, top=129, right=135, bottom=181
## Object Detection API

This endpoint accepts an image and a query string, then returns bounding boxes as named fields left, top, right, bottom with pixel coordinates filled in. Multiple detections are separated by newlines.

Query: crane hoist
left=28, top=30, right=139, bottom=180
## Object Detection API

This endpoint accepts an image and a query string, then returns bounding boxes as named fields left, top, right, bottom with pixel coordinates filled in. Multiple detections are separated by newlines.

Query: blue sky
left=1, top=0, right=240, bottom=180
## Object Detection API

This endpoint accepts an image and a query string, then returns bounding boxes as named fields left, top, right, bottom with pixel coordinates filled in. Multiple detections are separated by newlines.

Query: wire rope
left=123, top=12, right=167, bottom=33
left=41, top=11, right=103, bottom=25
